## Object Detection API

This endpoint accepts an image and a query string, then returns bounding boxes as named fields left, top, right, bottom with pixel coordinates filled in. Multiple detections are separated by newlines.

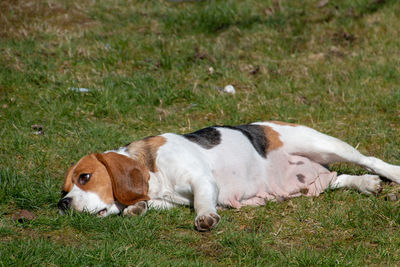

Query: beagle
left=58, top=121, right=400, bottom=231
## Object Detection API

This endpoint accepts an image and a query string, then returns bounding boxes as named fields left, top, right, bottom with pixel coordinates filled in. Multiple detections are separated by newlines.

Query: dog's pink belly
left=215, top=151, right=337, bottom=208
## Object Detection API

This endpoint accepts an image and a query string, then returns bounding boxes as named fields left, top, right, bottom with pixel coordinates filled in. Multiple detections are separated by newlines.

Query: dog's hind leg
left=258, top=122, right=400, bottom=183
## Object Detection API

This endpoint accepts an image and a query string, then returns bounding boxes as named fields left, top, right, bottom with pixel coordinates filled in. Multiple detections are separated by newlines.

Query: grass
left=1, top=0, right=400, bottom=265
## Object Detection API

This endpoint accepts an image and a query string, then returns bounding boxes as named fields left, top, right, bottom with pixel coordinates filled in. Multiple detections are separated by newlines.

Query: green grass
left=1, top=0, right=400, bottom=265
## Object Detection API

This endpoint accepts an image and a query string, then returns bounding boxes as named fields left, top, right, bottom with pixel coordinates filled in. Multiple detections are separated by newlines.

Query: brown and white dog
left=58, top=121, right=400, bottom=231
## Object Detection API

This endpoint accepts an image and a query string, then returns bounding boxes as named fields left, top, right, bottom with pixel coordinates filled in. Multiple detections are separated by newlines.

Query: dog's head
left=58, top=152, right=150, bottom=217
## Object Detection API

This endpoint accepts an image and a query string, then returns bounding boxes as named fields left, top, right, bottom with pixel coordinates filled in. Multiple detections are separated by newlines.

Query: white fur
left=331, top=174, right=382, bottom=195
left=105, top=147, right=131, bottom=157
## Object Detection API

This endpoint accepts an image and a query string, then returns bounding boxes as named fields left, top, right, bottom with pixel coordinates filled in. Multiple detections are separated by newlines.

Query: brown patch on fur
left=62, top=166, right=74, bottom=193
left=63, top=154, right=115, bottom=204
left=126, top=136, right=166, bottom=172
left=262, top=126, right=283, bottom=153
left=269, top=121, right=299, bottom=127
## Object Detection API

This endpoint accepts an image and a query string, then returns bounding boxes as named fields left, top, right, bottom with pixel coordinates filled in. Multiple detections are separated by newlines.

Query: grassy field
left=1, top=0, right=400, bottom=265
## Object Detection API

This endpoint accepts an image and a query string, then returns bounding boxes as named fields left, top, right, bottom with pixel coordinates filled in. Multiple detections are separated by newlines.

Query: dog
left=58, top=121, right=400, bottom=231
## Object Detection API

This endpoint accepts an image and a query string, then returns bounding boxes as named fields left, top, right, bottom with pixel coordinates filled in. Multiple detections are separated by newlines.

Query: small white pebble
left=223, top=85, right=236, bottom=94
left=69, top=87, right=91, bottom=93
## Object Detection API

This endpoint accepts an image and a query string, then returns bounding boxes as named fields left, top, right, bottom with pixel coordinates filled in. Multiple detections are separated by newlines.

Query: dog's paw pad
left=194, top=213, right=220, bottom=232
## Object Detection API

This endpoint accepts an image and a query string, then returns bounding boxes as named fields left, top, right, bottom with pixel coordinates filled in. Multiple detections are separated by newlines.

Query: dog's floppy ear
left=95, top=152, right=150, bottom=205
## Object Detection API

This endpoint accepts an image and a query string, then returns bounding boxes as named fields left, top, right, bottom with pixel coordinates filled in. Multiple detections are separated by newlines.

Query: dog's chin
left=58, top=201, right=124, bottom=217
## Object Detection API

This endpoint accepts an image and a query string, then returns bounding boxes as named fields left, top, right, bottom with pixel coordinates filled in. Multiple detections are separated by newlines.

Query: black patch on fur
left=297, top=174, right=305, bottom=183
left=183, top=124, right=269, bottom=156
left=183, top=127, right=221, bottom=149
left=221, top=125, right=268, bottom=158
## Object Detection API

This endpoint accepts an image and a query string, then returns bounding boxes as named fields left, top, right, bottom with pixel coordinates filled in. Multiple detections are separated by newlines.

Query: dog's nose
left=58, top=197, right=72, bottom=211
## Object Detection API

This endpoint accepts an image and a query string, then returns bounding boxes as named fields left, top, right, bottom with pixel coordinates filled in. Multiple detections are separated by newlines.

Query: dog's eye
left=78, top=173, right=91, bottom=185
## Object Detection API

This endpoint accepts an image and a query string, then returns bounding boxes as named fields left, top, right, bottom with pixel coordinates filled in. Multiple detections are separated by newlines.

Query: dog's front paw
left=359, top=175, right=382, bottom=195
left=194, top=213, right=220, bottom=232
left=123, top=201, right=148, bottom=216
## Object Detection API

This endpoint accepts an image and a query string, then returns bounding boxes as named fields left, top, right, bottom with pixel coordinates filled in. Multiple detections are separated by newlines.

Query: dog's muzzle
left=58, top=197, right=72, bottom=211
